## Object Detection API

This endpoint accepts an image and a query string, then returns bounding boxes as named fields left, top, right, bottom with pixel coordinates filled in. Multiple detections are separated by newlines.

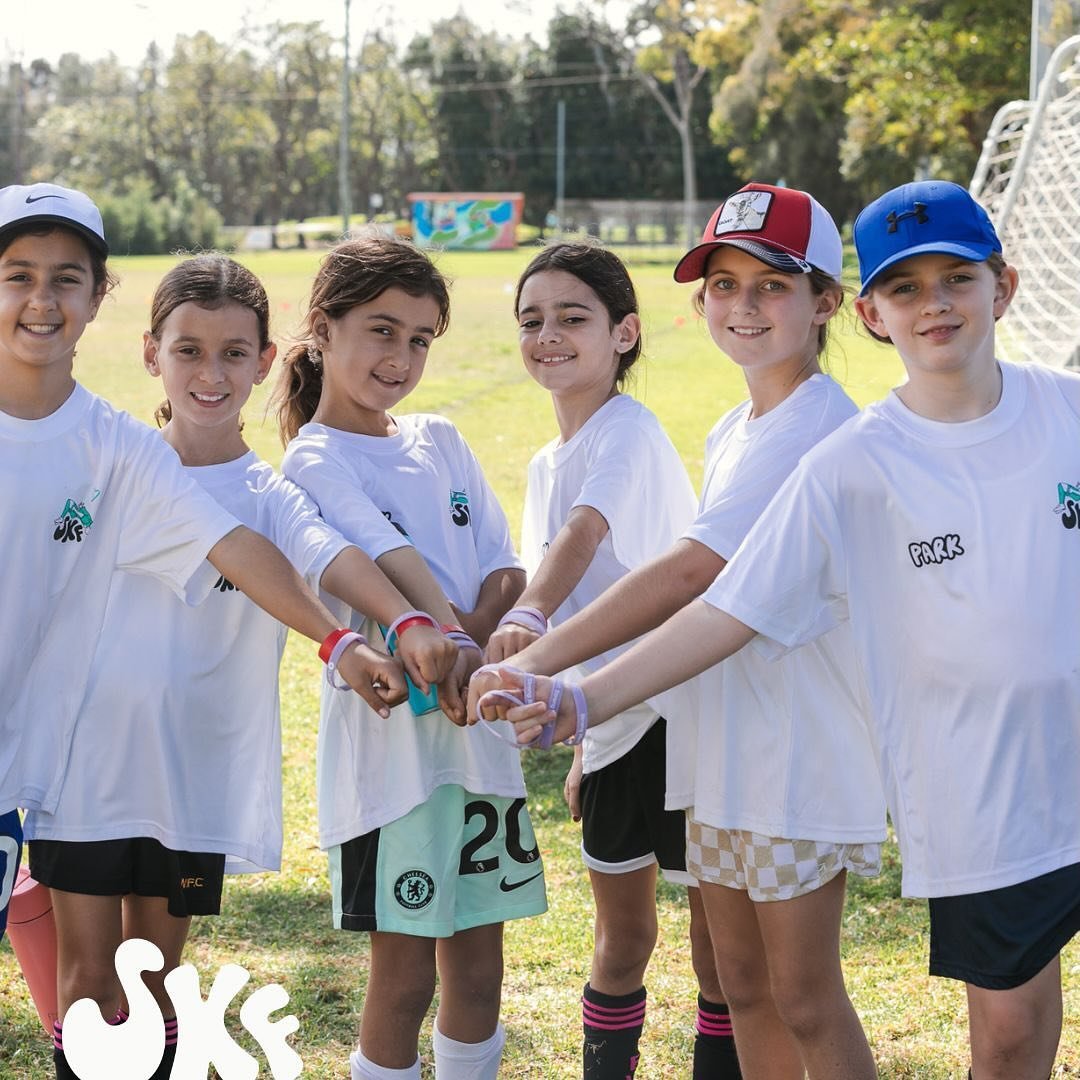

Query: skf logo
left=449, top=490, right=471, bottom=527
left=1055, top=481, right=1080, bottom=530
left=908, top=534, right=964, bottom=568
left=53, top=498, right=94, bottom=544
left=62, top=938, right=303, bottom=1078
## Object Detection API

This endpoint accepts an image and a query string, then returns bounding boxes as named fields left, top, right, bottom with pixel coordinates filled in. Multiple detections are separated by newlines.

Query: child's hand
left=336, top=643, right=407, bottom=717
left=466, top=664, right=503, bottom=723
left=396, top=624, right=458, bottom=693
left=437, top=645, right=482, bottom=727
left=448, top=601, right=485, bottom=648
left=564, top=747, right=583, bottom=822
left=484, top=622, right=539, bottom=664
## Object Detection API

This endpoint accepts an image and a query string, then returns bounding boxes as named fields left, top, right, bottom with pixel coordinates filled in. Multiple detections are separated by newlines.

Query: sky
left=3, top=0, right=572, bottom=67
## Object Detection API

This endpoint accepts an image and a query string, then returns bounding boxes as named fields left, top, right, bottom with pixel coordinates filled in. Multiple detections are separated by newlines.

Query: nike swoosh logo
left=25, top=194, right=65, bottom=204
left=499, top=870, right=543, bottom=892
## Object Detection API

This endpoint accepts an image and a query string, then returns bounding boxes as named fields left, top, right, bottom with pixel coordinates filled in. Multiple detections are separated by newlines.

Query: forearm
left=517, top=539, right=725, bottom=675
left=579, top=598, right=755, bottom=726
left=468, top=567, right=527, bottom=644
left=518, top=506, right=608, bottom=619
left=375, top=545, right=458, bottom=626
left=319, top=546, right=416, bottom=626
left=208, top=526, right=338, bottom=642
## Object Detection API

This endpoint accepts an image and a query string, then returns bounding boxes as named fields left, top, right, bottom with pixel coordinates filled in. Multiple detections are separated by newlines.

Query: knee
left=59, top=956, right=121, bottom=1018
left=594, top=913, right=657, bottom=986
left=713, top=955, right=773, bottom=1014
left=972, top=996, right=1047, bottom=1068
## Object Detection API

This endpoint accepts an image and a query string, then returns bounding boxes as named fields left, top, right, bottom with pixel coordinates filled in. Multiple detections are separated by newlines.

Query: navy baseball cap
left=0, top=183, right=108, bottom=257
left=854, top=180, right=999, bottom=295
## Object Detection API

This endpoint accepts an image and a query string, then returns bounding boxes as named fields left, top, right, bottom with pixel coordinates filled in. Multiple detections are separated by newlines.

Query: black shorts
left=29, top=838, right=225, bottom=918
left=580, top=716, right=688, bottom=880
left=928, top=861, right=1080, bottom=989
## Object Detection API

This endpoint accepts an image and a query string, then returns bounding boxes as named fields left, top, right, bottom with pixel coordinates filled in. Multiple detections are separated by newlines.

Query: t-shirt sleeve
left=685, top=397, right=845, bottom=561
left=264, top=477, right=350, bottom=588
left=114, top=429, right=239, bottom=604
left=571, top=415, right=694, bottom=569
left=454, top=429, right=522, bottom=579
left=1052, top=365, right=1080, bottom=421
left=281, top=440, right=412, bottom=562
left=703, top=466, right=849, bottom=657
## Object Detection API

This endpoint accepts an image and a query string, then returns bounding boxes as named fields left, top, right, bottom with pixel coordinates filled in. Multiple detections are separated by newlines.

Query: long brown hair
left=273, top=232, right=451, bottom=444
left=148, top=254, right=270, bottom=425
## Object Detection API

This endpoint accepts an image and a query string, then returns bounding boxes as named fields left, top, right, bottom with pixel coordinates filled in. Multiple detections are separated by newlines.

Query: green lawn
left=1, top=248, right=1076, bottom=1078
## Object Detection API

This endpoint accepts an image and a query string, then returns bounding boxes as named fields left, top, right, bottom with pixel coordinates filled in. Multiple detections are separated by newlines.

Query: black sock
left=150, top=1039, right=177, bottom=1080
left=53, top=1047, right=79, bottom=1080
left=693, top=994, right=742, bottom=1078
left=582, top=982, right=647, bottom=1079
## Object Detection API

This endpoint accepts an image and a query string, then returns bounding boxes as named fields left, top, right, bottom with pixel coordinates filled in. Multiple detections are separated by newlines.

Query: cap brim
left=0, top=215, right=108, bottom=258
left=674, top=238, right=814, bottom=283
left=858, top=240, right=995, bottom=295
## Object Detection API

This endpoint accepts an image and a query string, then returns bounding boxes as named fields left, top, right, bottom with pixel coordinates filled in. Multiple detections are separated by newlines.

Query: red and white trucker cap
left=674, top=183, right=842, bottom=283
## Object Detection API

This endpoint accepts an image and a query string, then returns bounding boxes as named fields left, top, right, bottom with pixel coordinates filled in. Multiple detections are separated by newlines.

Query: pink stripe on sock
left=582, top=1003, right=647, bottom=1031
left=53, top=1020, right=63, bottom=1051
left=696, top=1010, right=733, bottom=1037
left=164, top=1017, right=179, bottom=1046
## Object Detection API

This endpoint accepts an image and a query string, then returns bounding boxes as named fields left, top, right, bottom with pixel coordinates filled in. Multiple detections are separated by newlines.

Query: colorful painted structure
left=407, top=192, right=524, bottom=250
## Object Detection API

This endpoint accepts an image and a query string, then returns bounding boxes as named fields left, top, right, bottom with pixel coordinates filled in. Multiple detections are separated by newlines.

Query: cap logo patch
left=715, top=190, right=772, bottom=236
left=885, top=202, right=928, bottom=234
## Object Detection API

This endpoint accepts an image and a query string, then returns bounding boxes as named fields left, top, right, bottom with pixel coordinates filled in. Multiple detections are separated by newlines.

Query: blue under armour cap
left=853, top=180, right=1000, bottom=295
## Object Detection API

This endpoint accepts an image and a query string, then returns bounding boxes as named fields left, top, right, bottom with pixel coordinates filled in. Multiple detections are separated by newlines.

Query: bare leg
left=52, top=890, right=125, bottom=1020
left=688, top=884, right=724, bottom=1001
left=588, top=865, right=658, bottom=993
left=699, top=880, right=804, bottom=1079
left=122, top=894, right=191, bottom=1017
left=754, top=872, right=875, bottom=1080
left=435, top=922, right=505, bottom=1042
left=967, top=955, right=1062, bottom=1080
left=359, top=931, right=437, bottom=1068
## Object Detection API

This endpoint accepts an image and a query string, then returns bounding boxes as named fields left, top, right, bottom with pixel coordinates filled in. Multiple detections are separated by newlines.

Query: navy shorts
left=29, top=837, right=225, bottom=919
left=928, top=861, right=1080, bottom=989
left=580, top=716, right=689, bottom=881
left=0, top=810, right=23, bottom=940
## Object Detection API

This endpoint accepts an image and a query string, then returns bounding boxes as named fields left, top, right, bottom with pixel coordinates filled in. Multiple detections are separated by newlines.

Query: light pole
left=339, top=0, right=352, bottom=236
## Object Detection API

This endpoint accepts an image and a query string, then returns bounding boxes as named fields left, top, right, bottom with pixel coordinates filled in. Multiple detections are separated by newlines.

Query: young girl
left=488, top=180, right=1080, bottom=1078
left=482, top=241, right=732, bottom=1080
left=473, top=185, right=886, bottom=1079
left=0, top=185, right=405, bottom=1077
left=276, top=232, right=543, bottom=1080
left=21, top=253, right=468, bottom=1078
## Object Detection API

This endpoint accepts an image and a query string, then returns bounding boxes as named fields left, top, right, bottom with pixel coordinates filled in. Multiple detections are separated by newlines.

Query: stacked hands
left=465, top=665, right=587, bottom=749
left=327, top=614, right=475, bottom=724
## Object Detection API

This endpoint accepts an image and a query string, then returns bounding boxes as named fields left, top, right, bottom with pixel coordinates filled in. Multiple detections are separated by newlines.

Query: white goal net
left=970, top=34, right=1080, bottom=370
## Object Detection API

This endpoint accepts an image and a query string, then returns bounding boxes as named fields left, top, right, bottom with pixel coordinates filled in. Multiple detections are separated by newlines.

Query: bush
left=97, top=177, right=221, bottom=255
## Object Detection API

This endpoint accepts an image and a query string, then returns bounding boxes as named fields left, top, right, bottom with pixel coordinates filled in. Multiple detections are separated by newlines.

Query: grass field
left=0, top=247, right=1076, bottom=1078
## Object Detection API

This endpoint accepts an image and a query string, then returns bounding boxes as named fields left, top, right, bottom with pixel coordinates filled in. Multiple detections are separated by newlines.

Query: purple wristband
left=496, top=606, right=548, bottom=637
left=325, top=631, right=367, bottom=690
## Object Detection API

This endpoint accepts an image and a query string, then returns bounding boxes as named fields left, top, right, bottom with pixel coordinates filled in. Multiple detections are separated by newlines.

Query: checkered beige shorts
left=686, top=816, right=881, bottom=902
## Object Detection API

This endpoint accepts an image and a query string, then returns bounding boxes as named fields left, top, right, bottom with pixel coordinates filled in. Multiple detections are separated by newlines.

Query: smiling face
left=312, top=286, right=441, bottom=435
left=516, top=269, right=639, bottom=402
left=854, top=254, right=1018, bottom=383
left=0, top=229, right=104, bottom=408
left=701, top=246, right=837, bottom=376
left=143, top=300, right=275, bottom=457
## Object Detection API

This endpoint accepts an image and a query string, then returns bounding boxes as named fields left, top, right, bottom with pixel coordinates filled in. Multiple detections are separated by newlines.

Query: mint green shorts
left=328, top=784, right=548, bottom=936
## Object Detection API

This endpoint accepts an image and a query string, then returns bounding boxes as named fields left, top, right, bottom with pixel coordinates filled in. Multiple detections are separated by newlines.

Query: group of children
left=0, top=170, right=1076, bottom=1080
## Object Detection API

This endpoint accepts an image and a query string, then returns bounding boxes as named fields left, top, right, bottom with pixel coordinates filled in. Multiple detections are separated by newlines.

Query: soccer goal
left=970, top=34, right=1080, bottom=370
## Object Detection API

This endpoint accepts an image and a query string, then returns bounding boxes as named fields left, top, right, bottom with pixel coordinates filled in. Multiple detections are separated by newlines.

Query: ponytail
left=275, top=342, right=325, bottom=444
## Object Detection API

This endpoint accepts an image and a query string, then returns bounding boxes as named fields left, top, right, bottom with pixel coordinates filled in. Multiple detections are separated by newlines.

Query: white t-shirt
left=0, top=384, right=238, bottom=815
left=521, top=394, right=697, bottom=774
left=23, top=453, right=347, bottom=873
left=282, top=414, right=528, bottom=846
left=706, top=360, right=1080, bottom=897
left=670, top=374, right=885, bottom=842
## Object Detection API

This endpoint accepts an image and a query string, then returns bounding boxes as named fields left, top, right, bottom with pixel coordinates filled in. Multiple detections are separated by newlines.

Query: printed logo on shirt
left=908, top=533, right=964, bottom=568
left=213, top=575, right=238, bottom=592
left=449, top=489, right=471, bottom=527
left=1055, top=481, right=1080, bottom=530
left=382, top=510, right=411, bottom=539
left=52, top=497, right=94, bottom=543
left=393, top=869, right=436, bottom=910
